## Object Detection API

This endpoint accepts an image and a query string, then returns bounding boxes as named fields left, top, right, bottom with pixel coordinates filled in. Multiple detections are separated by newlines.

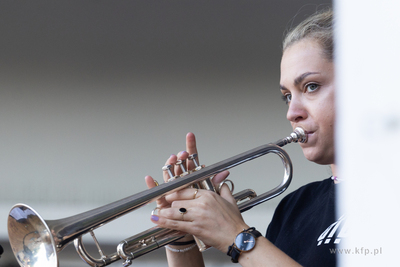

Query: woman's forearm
left=238, top=237, right=301, bottom=267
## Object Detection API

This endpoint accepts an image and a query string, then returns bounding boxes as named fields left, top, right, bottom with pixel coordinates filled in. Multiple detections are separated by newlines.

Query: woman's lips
left=302, top=130, right=314, bottom=144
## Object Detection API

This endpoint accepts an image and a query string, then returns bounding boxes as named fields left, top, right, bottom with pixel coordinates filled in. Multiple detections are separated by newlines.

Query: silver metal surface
left=7, top=127, right=307, bottom=267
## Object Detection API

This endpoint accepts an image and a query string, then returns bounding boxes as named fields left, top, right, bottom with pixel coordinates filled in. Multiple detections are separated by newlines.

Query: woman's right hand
left=144, top=133, right=210, bottom=267
left=145, top=132, right=198, bottom=212
left=145, top=153, right=183, bottom=210
left=145, top=131, right=231, bottom=199
left=145, top=132, right=231, bottom=235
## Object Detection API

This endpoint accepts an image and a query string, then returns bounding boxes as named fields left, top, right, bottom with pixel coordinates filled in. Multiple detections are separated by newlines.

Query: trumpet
left=7, top=127, right=307, bottom=267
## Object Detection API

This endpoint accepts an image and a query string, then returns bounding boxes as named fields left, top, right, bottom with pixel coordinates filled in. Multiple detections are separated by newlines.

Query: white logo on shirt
left=317, top=214, right=347, bottom=246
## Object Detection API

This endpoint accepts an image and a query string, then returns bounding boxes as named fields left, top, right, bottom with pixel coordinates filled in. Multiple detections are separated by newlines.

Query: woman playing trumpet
left=146, top=8, right=340, bottom=267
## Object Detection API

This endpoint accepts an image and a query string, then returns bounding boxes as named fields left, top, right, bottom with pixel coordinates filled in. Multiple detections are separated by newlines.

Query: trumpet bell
left=8, top=204, right=58, bottom=267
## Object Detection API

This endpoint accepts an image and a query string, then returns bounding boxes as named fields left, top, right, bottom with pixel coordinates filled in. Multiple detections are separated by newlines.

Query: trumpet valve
left=162, top=164, right=179, bottom=182
left=176, top=160, right=190, bottom=177
left=188, top=154, right=203, bottom=171
left=188, top=153, right=199, bottom=167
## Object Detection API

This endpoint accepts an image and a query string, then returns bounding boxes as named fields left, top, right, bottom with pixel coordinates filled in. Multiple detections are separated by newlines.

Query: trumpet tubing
left=7, top=128, right=307, bottom=267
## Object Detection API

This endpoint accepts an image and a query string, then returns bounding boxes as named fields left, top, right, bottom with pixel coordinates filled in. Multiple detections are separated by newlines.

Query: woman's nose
left=286, top=97, right=307, bottom=123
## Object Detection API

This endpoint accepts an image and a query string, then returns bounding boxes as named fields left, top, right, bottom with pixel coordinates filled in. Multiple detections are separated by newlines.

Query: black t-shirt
left=266, top=178, right=345, bottom=267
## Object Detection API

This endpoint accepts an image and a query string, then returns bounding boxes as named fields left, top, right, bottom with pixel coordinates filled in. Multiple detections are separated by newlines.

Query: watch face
left=235, top=232, right=256, bottom=251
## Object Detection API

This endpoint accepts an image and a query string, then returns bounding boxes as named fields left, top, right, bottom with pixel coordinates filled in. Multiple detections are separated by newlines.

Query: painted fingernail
left=151, top=215, right=159, bottom=221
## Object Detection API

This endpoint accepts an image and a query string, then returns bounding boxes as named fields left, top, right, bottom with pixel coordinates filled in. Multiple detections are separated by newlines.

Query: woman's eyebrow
left=294, top=72, right=320, bottom=86
left=280, top=72, right=321, bottom=91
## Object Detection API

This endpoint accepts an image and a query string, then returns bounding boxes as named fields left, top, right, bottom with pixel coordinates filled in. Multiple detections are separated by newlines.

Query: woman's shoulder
left=290, top=177, right=333, bottom=196
left=266, top=177, right=334, bottom=240
left=277, top=177, right=333, bottom=211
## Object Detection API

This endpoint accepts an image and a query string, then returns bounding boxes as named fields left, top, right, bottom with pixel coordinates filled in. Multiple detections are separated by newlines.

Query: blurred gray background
left=0, top=1, right=331, bottom=266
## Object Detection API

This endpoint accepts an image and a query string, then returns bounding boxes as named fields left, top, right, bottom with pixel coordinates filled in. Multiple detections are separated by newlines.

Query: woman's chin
left=303, top=149, right=333, bottom=165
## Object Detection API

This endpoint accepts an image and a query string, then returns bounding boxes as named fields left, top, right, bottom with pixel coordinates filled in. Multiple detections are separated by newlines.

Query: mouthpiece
left=292, top=127, right=308, bottom=143
left=277, top=127, right=307, bottom=147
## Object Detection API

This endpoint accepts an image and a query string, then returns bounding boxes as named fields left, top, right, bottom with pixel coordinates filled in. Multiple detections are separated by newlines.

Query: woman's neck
left=331, top=164, right=337, bottom=177
left=330, top=164, right=341, bottom=183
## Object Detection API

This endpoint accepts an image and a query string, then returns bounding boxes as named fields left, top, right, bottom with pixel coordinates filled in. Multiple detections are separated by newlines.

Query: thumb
left=212, top=170, right=230, bottom=187
left=219, top=183, right=237, bottom=206
left=145, top=175, right=158, bottom=189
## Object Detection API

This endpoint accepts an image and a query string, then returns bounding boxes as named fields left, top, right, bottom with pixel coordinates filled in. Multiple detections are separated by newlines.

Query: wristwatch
left=227, top=227, right=262, bottom=263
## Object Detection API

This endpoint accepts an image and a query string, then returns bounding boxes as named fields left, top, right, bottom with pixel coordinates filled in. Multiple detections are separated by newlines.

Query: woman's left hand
left=151, top=173, right=249, bottom=253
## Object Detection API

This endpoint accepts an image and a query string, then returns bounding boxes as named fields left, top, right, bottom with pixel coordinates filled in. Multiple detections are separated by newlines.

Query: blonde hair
left=283, top=8, right=334, bottom=61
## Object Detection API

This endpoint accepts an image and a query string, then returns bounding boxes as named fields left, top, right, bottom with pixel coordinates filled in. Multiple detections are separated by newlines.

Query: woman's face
left=280, top=38, right=335, bottom=165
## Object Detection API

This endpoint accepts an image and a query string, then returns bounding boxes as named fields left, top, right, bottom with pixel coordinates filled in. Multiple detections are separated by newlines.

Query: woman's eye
left=306, top=83, right=319, bottom=92
left=281, top=94, right=292, bottom=104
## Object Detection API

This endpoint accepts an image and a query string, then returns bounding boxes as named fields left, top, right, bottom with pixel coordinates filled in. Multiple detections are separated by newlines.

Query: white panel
left=335, top=0, right=400, bottom=265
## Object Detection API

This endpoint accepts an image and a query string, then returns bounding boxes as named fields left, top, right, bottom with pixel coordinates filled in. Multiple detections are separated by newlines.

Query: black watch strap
left=227, top=245, right=241, bottom=263
left=248, top=227, right=262, bottom=238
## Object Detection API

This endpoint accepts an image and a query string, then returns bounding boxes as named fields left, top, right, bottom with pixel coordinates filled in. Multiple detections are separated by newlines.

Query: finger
left=163, top=154, right=177, bottom=182
left=165, top=188, right=201, bottom=203
left=145, top=175, right=158, bottom=189
left=211, top=171, right=230, bottom=187
left=219, top=183, right=237, bottom=206
left=157, top=206, right=194, bottom=222
left=186, top=132, right=198, bottom=155
left=145, top=176, right=170, bottom=207
left=150, top=212, right=193, bottom=234
left=186, top=132, right=199, bottom=170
